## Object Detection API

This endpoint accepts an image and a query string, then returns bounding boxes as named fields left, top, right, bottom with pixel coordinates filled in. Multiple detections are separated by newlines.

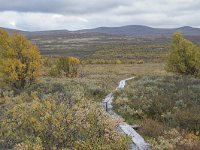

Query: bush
left=113, top=75, right=200, bottom=149
left=166, top=32, right=200, bottom=76
left=137, top=118, right=165, bottom=138
left=25, top=82, right=65, bottom=97
left=49, top=57, right=80, bottom=77
left=113, top=75, right=200, bottom=134
left=0, top=29, right=42, bottom=90
left=147, top=128, right=200, bottom=150
left=137, top=59, right=144, bottom=64
left=43, top=56, right=53, bottom=67
left=0, top=95, right=131, bottom=149
left=115, top=59, right=123, bottom=64
left=86, top=85, right=106, bottom=102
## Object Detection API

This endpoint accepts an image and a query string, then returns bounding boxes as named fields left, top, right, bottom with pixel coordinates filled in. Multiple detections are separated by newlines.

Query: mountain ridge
left=80, top=25, right=200, bottom=36
left=1, top=25, right=200, bottom=37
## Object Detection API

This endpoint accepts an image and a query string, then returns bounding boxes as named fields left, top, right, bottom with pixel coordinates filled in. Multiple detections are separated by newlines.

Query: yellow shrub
left=49, top=56, right=80, bottom=77
left=115, top=59, right=122, bottom=64
left=0, top=96, right=131, bottom=149
left=0, top=29, right=42, bottom=89
left=137, top=59, right=144, bottom=64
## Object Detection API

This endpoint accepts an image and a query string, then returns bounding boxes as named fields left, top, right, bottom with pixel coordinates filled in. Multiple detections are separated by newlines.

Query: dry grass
left=41, top=63, right=168, bottom=95
left=82, top=63, right=168, bottom=79
left=74, top=63, right=168, bottom=92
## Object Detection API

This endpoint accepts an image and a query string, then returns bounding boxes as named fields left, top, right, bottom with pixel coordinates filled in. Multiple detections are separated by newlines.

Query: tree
left=0, top=29, right=42, bottom=89
left=166, top=32, right=200, bottom=76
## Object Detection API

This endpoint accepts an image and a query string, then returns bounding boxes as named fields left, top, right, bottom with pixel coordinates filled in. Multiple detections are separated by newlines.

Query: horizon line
left=1, top=24, right=200, bottom=32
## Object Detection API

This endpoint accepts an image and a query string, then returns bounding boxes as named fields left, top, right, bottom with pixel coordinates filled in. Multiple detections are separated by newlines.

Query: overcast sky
left=0, top=0, right=200, bottom=31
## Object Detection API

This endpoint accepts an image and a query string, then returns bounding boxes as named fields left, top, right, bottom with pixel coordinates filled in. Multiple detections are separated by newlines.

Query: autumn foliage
left=0, top=29, right=42, bottom=89
left=49, top=56, right=80, bottom=77
left=0, top=93, right=130, bottom=149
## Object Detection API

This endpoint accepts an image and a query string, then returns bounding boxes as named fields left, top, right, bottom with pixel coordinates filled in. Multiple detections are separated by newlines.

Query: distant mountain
left=0, top=27, right=28, bottom=35
left=80, top=25, right=200, bottom=37
left=0, top=27, right=71, bottom=38
left=1, top=25, right=200, bottom=38
left=25, top=30, right=70, bottom=38
left=1, top=25, right=200, bottom=57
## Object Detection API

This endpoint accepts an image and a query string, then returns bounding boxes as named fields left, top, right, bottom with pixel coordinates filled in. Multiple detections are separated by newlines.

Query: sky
left=0, top=0, right=200, bottom=31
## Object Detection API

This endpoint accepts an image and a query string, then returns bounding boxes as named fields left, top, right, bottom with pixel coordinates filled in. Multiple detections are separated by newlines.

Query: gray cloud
left=0, top=0, right=130, bottom=14
left=0, top=0, right=199, bottom=31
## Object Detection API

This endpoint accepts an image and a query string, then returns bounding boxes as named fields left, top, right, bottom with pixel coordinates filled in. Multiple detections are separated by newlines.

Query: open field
left=38, top=63, right=168, bottom=104
left=82, top=63, right=168, bottom=79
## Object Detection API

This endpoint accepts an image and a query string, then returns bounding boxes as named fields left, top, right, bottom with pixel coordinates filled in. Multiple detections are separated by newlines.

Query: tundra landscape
left=0, top=0, right=200, bottom=150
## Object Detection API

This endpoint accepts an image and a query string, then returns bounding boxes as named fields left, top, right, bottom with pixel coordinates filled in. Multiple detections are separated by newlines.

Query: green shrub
left=147, top=128, right=200, bottom=150
left=113, top=75, right=200, bottom=135
left=43, top=56, right=53, bottom=67
left=86, top=85, right=106, bottom=100
left=48, top=65, right=59, bottom=77
left=166, top=32, right=200, bottom=76
left=137, top=118, right=165, bottom=138
left=49, top=57, right=80, bottom=77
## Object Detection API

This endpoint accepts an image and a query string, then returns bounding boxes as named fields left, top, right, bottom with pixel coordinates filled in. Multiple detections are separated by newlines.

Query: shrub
left=0, top=95, right=131, bottom=150
left=137, top=59, right=144, bottom=64
left=25, top=82, right=65, bottom=97
left=113, top=75, right=200, bottom=135
left=147, top=129, right=200, bottom=150
left=0, top=29, right=42, bottom=89
left=137, top=118, right=165, bottom=138
left=166, top=32, right=200, bottom=76
left=86, top=85, right=106, bottom=101
left=171, top=107, right=200, bottom=134
left=48, top=65, right=59, bottom=77
left=43, top=56, right=53, bottom=67
left=115, top=59, right=123, bottom=64
left=49, top=57, right=80, bottom=77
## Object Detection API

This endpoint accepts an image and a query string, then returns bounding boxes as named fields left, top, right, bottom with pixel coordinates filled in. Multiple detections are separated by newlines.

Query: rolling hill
left=81, top=25, right=200, bottom=37
left=2, top=25, right=200, bottom=37
left=0, top=25, right=199, bottom=59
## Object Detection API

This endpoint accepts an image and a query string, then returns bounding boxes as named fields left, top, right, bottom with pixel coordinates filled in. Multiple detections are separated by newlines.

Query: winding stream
left=102, top=77, right=149, bottom=150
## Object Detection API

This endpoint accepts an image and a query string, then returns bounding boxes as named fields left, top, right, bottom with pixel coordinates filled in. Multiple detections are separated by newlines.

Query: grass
left=42, top=62, right=168, bottom=94
left=87, top=44, right=169, bottom=63
left=82, top=63, right=167, bottom=78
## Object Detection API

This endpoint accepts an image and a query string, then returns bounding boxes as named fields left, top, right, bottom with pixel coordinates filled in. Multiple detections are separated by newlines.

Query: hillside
left=1, top=26, right=200, bottom=59
left=2, top=25, right=200, bottom=37
left=81, top=25, right=200, bottom=37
